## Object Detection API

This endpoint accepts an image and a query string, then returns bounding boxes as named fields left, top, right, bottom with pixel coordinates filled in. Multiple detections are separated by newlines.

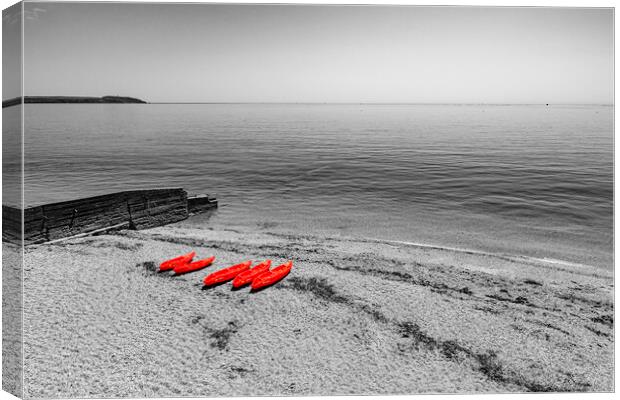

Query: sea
left=6, top=103, right=614, bottom=268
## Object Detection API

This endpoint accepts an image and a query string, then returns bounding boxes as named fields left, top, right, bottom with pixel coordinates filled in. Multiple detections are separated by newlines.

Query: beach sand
left=21, top=221, right=613, bottom=397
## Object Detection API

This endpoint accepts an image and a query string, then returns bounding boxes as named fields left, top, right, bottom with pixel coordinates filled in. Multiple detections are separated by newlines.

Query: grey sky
left=20, top=3, right=613, bottom=103
left=3, top=2, right=21, bottom=99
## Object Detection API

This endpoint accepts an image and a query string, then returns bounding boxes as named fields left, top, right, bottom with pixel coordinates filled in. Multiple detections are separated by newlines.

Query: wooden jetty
left=2, top=188, right=217, bottom=245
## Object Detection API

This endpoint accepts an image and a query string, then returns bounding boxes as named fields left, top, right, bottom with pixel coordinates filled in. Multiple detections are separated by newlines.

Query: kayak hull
left=160, top=251, right=195, bottom=272
left=232, top=260, right=272, bottom=288
left=251, top=261, right=293, bottom=291
left=203, top=261, right=252, bottom=287
left=174, top=256, right=215, bottom=275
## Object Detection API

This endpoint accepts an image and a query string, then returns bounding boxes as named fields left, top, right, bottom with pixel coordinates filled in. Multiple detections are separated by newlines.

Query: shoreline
left=334, top=235, right=605, bottom=273
left=195, top=210, right=614, bottom=272
left=20, top=221, right=614, bottom=397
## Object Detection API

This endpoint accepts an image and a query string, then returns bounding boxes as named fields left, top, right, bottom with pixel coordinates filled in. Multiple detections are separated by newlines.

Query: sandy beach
left=18, top=219, right=614, bottom=397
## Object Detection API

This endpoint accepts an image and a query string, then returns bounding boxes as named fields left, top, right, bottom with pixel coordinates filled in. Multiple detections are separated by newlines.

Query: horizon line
left=147, top=101, right=614, bottom=106
left=6, top=96, right=614, bottom=107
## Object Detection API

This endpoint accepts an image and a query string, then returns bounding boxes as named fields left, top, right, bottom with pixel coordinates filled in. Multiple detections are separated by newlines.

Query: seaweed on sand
left=591, top=314, right=613, bottom=327
left=208, top=321, right=239, bottom=351
left=397, top=322, right=439, bottom=349
left=134, top=261, right=174, bottom=278
left=92, top=241, right=143, bottom=251
left=285, top=276, right=349, bottom=304
left=282, top=276, right=588, bottom=392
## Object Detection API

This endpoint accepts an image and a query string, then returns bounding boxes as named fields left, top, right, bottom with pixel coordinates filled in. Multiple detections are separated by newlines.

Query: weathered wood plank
left=45, top=222, right=131, bottom=244
left=126, top=193, right=187, bottom=208
left=46, top=217, right=131, bottom=241
left=41, top=206, right=129, bottom=229
left=3, top=206, right=22, bottom=223
left=25, top=188, right=183, bottom=212
left=188, top=195, right=218, bottom=214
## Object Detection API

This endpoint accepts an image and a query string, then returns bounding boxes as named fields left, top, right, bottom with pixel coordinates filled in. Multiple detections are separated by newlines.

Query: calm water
left=17, top=103, right=614, bottom=267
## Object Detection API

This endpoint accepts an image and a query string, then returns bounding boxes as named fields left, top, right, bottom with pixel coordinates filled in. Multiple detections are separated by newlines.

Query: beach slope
left=22, top=224, right=613, bottom=397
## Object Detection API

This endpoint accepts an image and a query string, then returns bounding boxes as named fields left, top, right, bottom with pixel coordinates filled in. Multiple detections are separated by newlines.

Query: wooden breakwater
left=2, top=188, right=217, bottom=245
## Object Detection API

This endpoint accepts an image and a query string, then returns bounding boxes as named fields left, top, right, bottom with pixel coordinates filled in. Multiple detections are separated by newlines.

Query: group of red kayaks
left=159, top=251, right=293, bottom=291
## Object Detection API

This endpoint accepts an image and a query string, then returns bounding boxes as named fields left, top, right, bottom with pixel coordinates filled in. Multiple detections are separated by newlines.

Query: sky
left=3, top=2, right=22, bottom=100
left=14, top=3, right=615, bottom=103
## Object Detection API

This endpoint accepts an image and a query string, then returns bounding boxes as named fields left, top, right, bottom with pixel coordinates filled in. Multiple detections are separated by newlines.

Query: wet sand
left=22, top=223, right=613, bottom=397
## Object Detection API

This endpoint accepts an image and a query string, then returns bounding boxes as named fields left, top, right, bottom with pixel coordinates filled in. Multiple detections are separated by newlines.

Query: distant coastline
left=2, top=96, right=147, bottom=108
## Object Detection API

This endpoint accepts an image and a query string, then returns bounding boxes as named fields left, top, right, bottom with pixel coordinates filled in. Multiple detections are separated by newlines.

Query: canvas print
left=2, top=2, right=614, bottom=398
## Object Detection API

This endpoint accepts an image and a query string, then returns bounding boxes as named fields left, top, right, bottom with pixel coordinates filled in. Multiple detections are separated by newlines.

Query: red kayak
left=203, top=260, right=252, bottom=287
left=232, top=260, right=271, bottom=288
left=159, top=251, right=195, bottom=272
left=174, top=256, right=215, bottom=275
left=251, top=261, right=293, bottom=291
